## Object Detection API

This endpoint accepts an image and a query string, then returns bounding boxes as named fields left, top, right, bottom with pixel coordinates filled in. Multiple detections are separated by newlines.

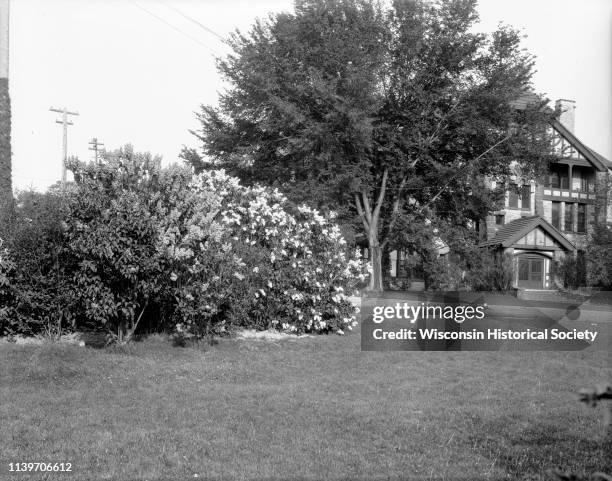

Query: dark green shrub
left=465, top=249, right=514, bottom=292
left=587, top=225, right=612, bottom=288
left=63, top=147, right=227, bottom=340
left=0, top=187, right=74, bottom=336
left=556, top=252, right=587, bottom=290
left=423, top=256, right=464, bottom=291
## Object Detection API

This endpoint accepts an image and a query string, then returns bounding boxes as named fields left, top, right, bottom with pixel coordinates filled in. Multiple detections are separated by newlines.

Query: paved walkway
left=355, top=291, right=612, bottom=351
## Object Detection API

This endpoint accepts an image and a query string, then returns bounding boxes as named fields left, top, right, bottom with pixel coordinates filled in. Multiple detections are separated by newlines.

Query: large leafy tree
left=185, top=0, right=554, bottom=291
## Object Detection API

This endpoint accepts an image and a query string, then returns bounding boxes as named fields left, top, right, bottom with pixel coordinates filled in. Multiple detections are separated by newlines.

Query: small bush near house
left=423, top=255, right=464, bottom=291
left=556, top=252, right=587, bottom=290
left=587, top=225, right=612, bottom=289
left=466, top=250, right=514, bottom=292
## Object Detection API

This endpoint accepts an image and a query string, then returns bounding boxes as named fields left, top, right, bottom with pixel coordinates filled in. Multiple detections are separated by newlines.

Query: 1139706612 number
left=8, top=462, right=72, bottom=472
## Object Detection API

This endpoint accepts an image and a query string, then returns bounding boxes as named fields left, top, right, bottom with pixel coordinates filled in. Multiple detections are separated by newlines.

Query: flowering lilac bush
left=3, top=151, right=361, bottom=339
left=185, top=170, right=364, bottom=335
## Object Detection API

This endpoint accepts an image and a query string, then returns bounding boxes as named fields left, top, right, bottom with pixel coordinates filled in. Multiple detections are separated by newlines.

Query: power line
left=130, top=1, right=221, bottom=55
left=158, top=1, right=227, bottom=44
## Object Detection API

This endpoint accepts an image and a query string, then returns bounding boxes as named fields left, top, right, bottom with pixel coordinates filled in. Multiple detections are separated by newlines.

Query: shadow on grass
left=470, top=417, right=612, bottom=479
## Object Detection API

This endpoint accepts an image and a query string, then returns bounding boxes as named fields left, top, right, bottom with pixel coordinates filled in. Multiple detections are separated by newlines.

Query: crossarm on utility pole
left=50, top=107, right=79, bottom=183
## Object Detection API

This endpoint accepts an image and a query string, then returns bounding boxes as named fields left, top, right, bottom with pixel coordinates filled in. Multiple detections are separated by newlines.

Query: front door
left=518, top=256, right=544, bottom=289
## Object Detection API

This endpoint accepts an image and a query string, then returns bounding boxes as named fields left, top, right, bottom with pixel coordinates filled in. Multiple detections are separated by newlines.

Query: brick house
left=479, top=98, right=612, bottom=290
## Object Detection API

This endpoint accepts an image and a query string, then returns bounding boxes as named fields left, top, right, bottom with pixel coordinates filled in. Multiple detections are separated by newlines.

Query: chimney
left=555, top=99, right=576, bottom=133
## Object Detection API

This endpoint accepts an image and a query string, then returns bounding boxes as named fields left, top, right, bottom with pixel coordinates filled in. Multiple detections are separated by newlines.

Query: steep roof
left=551, top=119, right=612, bottom=172
left=479, top=215, right=575, bottom=251
left=586, top=146, right=612, bottom=170
left=509, top=92, right=612, bottom=171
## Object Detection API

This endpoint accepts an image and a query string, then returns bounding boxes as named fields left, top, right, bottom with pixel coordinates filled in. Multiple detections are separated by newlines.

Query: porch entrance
left=517, top=255, right=544, bottom=289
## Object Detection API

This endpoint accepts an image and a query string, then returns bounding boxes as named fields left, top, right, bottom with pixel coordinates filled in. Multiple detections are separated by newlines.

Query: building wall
left=485, top=168, right=611, bottom=249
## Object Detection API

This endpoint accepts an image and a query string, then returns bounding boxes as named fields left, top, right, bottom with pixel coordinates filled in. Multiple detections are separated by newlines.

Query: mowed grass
left=1, top=326, right=610, bottom=481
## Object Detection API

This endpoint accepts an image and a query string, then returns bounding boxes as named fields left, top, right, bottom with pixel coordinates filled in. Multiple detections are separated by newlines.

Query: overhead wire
left=157, top=1, right=228, bottom=43
left=130, top=1, right=222, bottom=56
left=129, top=1, right=507, bottom=191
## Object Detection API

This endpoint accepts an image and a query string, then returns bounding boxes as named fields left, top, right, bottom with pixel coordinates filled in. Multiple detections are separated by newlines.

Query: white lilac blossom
left=178, top=169, right=365, bottom=335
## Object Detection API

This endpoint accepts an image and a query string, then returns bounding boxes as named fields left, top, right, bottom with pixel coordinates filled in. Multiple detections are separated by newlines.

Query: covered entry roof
left=479, top=215, right=575, bottom=252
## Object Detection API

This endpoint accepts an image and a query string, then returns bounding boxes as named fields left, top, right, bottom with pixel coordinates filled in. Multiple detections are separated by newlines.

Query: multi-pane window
left=560, top=176, right=569, bottom=189
left=580, top=174, right=595, bottom=192
left=580, top=176, right=588, bottom=192
left=546, top=165, right=569, bottom=189
left=521, top=185, right=531, bottom=210
left=564, top=203, right=574, bottom=232
left=577, top=204, right=587, bottom=233
left=551, top=201, right=561, bottom=229
left=508, top=184, right=519, bottom=208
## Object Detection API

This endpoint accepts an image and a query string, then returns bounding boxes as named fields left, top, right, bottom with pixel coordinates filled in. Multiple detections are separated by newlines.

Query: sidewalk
left=359, top=290, right=612, bottom=312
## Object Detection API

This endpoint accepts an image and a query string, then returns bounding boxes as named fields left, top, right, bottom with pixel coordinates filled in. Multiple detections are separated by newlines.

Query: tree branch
left=125, top=300, right=149, bottom=343
left=381, top=175, right=407, bottom=249
left=361, top=190, right=373, bottom=225
left=419, top=134, right=512, bottom=214
left=372, top=168, right=389, bottom=222
left=354, top=193, right=370, bottom=233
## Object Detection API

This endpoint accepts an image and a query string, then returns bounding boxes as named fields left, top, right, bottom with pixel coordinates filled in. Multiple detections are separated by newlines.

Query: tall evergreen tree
left=185, top=0, right=554, bottom=291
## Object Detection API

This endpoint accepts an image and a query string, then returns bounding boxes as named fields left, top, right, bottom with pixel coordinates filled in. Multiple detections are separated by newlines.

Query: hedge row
left=0, top=147, right=362, bottom=339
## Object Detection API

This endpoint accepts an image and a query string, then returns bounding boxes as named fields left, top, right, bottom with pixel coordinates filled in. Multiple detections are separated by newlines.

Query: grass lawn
left=1, top=325, right=610, bottom=481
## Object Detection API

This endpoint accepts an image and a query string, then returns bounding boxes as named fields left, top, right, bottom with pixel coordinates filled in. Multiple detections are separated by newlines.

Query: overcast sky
left=9, top=0, right=612, bottom=191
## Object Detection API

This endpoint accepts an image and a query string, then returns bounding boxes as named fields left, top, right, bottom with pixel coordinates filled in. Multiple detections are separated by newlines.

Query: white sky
left=9, top=0, right=612, bottom=191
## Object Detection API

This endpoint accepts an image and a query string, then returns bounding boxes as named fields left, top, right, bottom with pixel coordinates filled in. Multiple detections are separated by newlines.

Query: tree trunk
left=355, top=169, right=389, bottom=293
left=117, top=319, right=126, bottom=342
left=369, top=242, right=384, bottom=292
left=366, top=204, right=385, bottom=291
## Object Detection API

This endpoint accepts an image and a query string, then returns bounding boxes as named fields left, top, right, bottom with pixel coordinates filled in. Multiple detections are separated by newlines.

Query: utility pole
left=50, top=107, right=78, bottom=183
left=88, top=137, right=104, bottom=165
left=0, top=0, right=11, bottom=230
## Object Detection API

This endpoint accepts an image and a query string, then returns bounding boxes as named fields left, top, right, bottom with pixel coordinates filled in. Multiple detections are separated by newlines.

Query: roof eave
left=551, top=119, right=609, bottom=172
